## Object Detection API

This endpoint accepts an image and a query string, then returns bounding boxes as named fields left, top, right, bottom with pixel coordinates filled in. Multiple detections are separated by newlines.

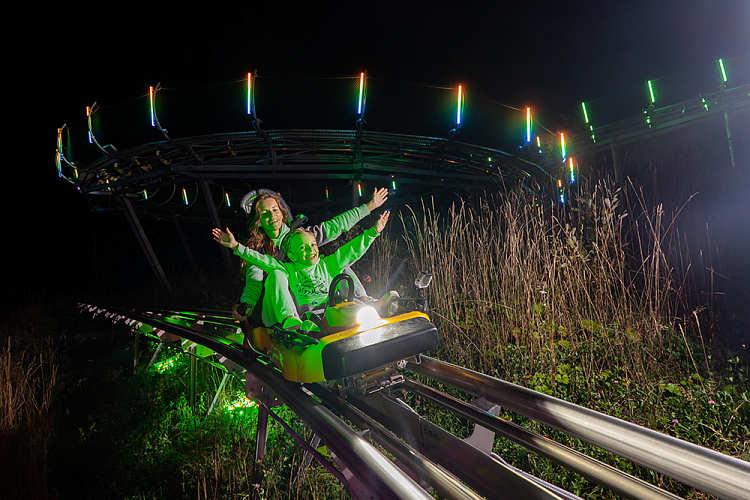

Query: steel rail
left=306, top=383, right=486, bottom=500
left=338, top=384, right=567, bottom=499
left=403, top=377, right=681, bottom=500
left=407, top=355, right=750, bottom=500
left=82, top=304, right=434, bottom=499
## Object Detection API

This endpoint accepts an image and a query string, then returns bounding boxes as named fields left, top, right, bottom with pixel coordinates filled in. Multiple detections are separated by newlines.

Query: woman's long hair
left=243, top=193, right=289, bottom=257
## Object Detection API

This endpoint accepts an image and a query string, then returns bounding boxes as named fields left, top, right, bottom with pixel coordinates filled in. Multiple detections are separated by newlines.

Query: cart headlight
left=356, top=305, right=380, bottom=330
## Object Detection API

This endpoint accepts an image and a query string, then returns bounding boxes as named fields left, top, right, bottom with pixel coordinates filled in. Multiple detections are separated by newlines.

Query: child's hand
left=374, top=210, right=390, bottom=233
left=212, top=227, right=238, bottom=248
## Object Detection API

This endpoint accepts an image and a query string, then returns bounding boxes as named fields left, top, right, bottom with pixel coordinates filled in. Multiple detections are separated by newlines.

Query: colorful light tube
left=526, top=107, right=532, bottom=144
left=569, top=157, right=576, bottom=183
left=560, top=132, right=566, bottom=162
left=86, top=106, right=93, bottom=143
left=357, top=72, right=365, bottom=115
left=149, top=86, right=156, bottom=126
left=456, top=85, right=463, bottom=126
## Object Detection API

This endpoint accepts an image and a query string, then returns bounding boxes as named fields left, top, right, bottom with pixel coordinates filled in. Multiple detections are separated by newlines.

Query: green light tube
left=647, top=80, right=655, bottom=104
left=581, top=102, right=590, bottom=124
left=718, top=59, right=728, bottom=82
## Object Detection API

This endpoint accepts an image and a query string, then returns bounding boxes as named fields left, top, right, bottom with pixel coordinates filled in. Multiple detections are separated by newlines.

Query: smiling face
left=257, top=197, right=284, bottom=237
left=285, top=231, right=319, bottom=267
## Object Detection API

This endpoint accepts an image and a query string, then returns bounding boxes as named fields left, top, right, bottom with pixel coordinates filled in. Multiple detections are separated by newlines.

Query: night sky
left=9, top=1, right=749, bottom=298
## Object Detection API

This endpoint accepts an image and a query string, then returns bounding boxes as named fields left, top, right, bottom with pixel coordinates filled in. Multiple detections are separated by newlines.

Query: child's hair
left=281, top=228, right=315, bottom=257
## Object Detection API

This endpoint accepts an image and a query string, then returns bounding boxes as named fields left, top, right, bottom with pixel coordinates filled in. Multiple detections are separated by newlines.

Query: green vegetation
left=2, top=171, right=748, bottom=498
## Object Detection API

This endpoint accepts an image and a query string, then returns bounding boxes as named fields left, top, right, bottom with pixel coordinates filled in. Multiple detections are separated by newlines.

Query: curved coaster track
left=80, top=303, right=750, bottom=500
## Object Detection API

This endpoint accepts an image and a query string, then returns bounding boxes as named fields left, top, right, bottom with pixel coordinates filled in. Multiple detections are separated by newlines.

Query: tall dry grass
left=395, top=178, right=708, bottom=388
left=0, top=337, right=59, bottom=499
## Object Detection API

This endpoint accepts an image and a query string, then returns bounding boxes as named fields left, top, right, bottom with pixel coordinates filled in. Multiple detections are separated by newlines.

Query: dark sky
left=44, top=1, right=748, bottom=121
left=8, top=0, right=749, bottom=295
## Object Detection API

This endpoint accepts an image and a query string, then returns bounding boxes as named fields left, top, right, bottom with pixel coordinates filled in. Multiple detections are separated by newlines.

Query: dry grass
left=395, top=178, right=710, bottom=388
left=0, top=336, right=59, bottom=500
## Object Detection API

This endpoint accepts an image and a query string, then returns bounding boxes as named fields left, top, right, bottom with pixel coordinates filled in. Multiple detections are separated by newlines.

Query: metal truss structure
left=570, top=83, right=750, bottom=181
left=57, top=128, right=550, bottom=219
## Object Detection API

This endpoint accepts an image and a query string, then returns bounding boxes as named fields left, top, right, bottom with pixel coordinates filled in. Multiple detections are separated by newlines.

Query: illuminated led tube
left=456, top=85, right=463, bottom=126
left=560, top=132, right=566, bottom=161
left=718, top=58, right=728, bottom=83
left=569, top=157, right=576, bottom=183
left=647, top=80, right=656, bottom=104
left=357, top=72, right=365, bottom=115
left=247, top=73, right=253, bottom=115
left=149, top=86, right=156, bottom=126
left=526, top=107, right=532, bottom=144
left=86, top=106, right=93, bottom=143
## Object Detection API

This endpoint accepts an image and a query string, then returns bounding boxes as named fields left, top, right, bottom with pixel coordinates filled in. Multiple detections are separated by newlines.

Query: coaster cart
left=245, top=272, right=439, bottom=394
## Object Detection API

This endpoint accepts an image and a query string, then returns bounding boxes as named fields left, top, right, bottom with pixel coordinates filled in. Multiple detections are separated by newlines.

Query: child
left=213, top=210, right=390, bottom=332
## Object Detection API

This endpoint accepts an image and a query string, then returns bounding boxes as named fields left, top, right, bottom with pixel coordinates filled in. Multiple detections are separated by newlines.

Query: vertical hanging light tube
left=526, top=107, right=532, bottom=144
left=456, top=85, right=463, bottom=127
left=86, top=106, right=93, bottom=143
left=247, top=72, right=253, bottom=115
left=582, top=102, right=596, bottom=142
left=357, top=72, right=365, bottom=115
left=647, top=80, right=656, bottom=104
left=569, top=157, right=576, bottom=183
left=718, top=58, right=728, bottom=83
left=560, top=132, right=567, bottom=162
left=149, top=86, right=156, bottom=126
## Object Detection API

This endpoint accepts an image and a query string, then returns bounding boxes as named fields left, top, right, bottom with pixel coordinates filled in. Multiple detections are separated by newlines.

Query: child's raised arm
left=212, top=227, right=238, bottom=248
left=374, top=210, right=390, bottom=233
left=213, top=227, right=286, bottom=273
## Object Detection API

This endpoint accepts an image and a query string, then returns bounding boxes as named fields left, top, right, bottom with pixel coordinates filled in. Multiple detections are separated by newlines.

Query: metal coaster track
left=79, top=303, right=750, bottom=500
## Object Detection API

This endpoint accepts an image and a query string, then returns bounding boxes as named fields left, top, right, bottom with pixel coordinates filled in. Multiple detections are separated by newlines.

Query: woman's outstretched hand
left=374, top=210, right=390, bottom=234
left=366, top=187, right=388, bottom=212
left=212, top=227, right=238, bottom=248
